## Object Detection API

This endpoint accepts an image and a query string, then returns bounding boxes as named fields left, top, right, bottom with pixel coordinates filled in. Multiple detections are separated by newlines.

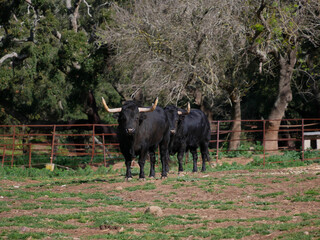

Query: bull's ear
left=113, top=113, right=119, bottom=119
left=139, top=113, right=147, bottom=124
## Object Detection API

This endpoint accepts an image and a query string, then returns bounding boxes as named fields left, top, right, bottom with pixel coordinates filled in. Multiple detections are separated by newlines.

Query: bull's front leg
left=177, top=150, right=185, bottom=172
left=138, top=150, right=147, bottom=179
left=124, top=155, right=133, bottom=180
left=190, top=148, right=198, bottom=172
left=165, top=151, right=170, bottom=174
left=149, top=151, right=156, bottom=178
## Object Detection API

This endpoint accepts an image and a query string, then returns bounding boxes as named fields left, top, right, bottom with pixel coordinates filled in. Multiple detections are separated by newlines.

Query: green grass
left=255, top=191, right=285, bottom=199
left=124, top=182, right=156, bottom=191
left=1, top=149, right=320, bottom=240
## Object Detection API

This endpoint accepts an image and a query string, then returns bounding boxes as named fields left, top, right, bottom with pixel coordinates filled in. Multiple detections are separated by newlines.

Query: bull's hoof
left=149, top=176, right=156, bottom=181
left=160, top=175, right=167, bottom=179
left=139, top=178, right=146, bottom=181
left=125, top=177, right=133, bottom=182
left=178, top=171, right=185, bottom=176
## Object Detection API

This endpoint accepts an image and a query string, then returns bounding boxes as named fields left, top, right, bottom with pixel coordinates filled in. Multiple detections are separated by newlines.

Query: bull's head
left=164, top=103, right=190, bottom=135
left=102, top=97, right=158, bottom=135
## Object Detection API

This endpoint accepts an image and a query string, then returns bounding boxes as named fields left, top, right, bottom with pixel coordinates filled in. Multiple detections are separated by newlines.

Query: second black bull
left=102, top=97, right=170, bottom=180
left=164, top=105, right=211, bottom=172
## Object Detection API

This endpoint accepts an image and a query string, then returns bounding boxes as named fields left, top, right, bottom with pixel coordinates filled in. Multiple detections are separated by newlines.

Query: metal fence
left=1, top=119, right=320, bottom=168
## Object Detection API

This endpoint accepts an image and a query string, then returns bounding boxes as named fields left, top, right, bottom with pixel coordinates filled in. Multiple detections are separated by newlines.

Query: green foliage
left=251, top=23, right=264, bottom=32
left=0, top=0, right=122, bottom=124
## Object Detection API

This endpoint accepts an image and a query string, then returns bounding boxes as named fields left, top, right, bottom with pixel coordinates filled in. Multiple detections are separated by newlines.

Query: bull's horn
left=186, top=102, right=190, bottom=113
left=102, top=97, right=122, bottom=113
left=138, top=97, right=158, bottom=113
left=178, top=102, right=190, bottom=115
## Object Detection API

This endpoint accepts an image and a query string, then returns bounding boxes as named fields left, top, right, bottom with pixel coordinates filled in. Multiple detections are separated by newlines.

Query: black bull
left=102, top=98, right=170, bottom=179
left=164, top=106, right=211, bottom=172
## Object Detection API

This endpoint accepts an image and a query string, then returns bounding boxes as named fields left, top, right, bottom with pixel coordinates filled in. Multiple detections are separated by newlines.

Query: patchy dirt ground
left=1, top=159, right=320, bottom=239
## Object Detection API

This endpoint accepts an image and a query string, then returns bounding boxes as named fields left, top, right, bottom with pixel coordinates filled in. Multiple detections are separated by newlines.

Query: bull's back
left=183, top=110, right=210, bottom=145
left=137, top=107, right=169, bottom=146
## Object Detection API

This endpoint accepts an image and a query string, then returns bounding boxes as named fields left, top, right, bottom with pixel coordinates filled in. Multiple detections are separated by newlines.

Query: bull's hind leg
left=200, top=142, right=210, bottom=172
left=190, top=148, right=198, bottom=172
left=138, top=150, right=148, bottom=179
left=159, top=145, right=169, bottom=178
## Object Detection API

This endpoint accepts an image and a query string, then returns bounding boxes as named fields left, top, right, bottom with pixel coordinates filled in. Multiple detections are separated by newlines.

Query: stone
left=144, top=206, right=163, bottom=217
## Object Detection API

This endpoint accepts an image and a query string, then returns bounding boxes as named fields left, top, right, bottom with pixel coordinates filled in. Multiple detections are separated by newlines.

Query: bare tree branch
left=0, top=52, right=18, bottom=65
left=83, top=0, right=92, bottom=17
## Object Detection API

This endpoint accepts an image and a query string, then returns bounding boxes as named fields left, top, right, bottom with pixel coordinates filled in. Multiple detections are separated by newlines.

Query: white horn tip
left=154, top=97, right=158, bottom=105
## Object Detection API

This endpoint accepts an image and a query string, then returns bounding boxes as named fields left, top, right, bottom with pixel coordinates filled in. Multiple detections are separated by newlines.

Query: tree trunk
left=265, top=49, right=297, bottom=151
left=229, top=90, right=241, bottom=150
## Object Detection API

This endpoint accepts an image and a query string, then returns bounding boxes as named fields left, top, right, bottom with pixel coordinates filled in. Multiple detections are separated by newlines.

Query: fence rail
left=1, top=119, right=320, bottom=168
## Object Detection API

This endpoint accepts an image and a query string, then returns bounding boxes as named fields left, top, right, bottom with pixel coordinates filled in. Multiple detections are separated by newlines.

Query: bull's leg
left=165, top=151, right=171, bottom=174
left=138, top=150, right=147, bottom=179
left=159, top=146, right=169, bottom=178
left=190, top=148, right=198, bottom=172
left=124, top=156, right=133, bottom=180
left=177, top=151, right=185, bottom=172
left=200, top=142, right=211, bottom=172
left=149, top=151, right=156, bottom=178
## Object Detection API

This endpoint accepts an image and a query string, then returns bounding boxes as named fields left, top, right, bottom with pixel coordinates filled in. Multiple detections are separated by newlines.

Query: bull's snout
left=170, top=129, right=176, bottom=135
left=126, top=128, right=135, bottom=135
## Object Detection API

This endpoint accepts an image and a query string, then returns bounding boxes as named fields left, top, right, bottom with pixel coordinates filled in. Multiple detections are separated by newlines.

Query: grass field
left=0, top=157, right=319, bottom=240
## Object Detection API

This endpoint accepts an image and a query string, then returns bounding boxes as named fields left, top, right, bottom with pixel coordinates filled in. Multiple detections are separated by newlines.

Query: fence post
left=28, top=143, right=32, bottom=168
left=50, top=125, right=56, bottom=164
left=11, top=126, right=16, bottom=167
left=103, top=131, right=106, bottom=167
left=263, top=120, right=266, bottom=167
left=216, top=121, right=220, bottom=164
left=91, top=124, right=96, bottom=164
left=2, top=145, right=6, bottom=167
left=301, top=119, right=305, bottom=161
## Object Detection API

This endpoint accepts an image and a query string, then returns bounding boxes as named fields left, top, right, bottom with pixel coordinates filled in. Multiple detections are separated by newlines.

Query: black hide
left=164, top=106, right=211, bottom=172
left=117, top=101, right=170, bottom=179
